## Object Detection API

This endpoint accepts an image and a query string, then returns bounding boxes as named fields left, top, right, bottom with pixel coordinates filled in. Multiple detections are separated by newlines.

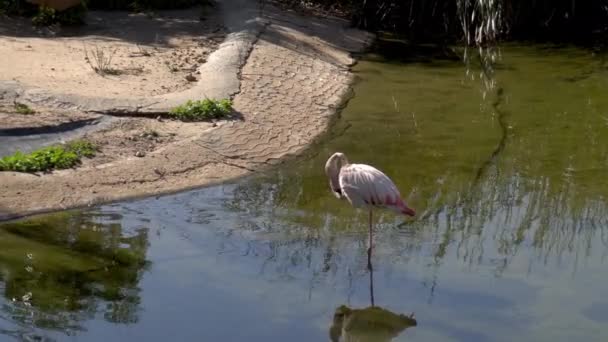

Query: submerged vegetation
left=169, top=98, right=233, bottom=121
left=0, top=140, right=97, bottom=172
left=0, top=212, right=148, bottom=329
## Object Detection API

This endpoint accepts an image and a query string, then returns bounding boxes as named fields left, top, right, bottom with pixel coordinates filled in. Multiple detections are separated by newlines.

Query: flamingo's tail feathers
left=386, top=196, right=415, bottom=217
left=395, top=198, right=415, bottom=217
left=401, top=206, right=416, bottom=217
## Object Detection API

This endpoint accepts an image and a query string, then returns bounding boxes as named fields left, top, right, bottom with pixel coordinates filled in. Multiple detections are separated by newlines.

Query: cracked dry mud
left=0, top=4, right=371, bottom=220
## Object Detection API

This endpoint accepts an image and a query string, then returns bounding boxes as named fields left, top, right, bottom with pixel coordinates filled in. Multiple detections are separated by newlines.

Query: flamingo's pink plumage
left=339, top=163, right=415, bottom=217
left=325, top=152, right=415, bottom=270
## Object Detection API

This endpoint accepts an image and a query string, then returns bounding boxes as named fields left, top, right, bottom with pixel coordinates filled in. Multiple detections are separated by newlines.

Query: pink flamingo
left=325, top=152, right=415, bottom=270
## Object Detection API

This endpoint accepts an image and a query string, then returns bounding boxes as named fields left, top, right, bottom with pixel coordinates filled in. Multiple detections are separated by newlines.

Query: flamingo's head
left=325, top=152, right=349, bottom=199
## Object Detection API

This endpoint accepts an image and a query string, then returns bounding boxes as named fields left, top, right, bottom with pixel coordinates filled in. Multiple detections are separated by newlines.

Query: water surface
left=1, top=43, right=607, bottom=341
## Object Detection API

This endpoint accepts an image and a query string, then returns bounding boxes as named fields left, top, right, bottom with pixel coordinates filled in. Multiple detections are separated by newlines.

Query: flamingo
left=325, top=152, right=415, bottom=270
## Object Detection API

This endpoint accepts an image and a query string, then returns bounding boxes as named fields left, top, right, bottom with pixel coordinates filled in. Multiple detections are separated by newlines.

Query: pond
left=1, top=42, right=608, bottom=341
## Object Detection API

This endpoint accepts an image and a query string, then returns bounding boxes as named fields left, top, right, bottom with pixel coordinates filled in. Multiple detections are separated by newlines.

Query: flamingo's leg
left=367, top=209, right=373, bottom=271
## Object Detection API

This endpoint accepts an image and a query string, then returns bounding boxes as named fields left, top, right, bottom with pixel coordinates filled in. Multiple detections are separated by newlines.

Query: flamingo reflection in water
left=325, top=152, right=415, bottom=270
left=329, top=262, right=417, bottom=342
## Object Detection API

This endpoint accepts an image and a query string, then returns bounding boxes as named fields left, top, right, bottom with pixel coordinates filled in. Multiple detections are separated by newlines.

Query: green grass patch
left=65, top=139, right=97, bottom=158
left=0, top=140, right=98, bottom=173
left=169, top=98, right=233, bottom=121
left=14, top=102, right=35, bottom=114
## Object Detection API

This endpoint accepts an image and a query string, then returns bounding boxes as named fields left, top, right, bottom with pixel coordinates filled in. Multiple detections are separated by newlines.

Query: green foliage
left=1, top=0, right=86, bottom=26
left=65, top=139, right=98, bottom=158
left=0, top=147, right=79, bottom=172
left=32, top=3, right=87, bottom=26
left=14, top=102, right=35, bottom=114
left=31, top=5, right=55, bottom=26
left=169, top=98, right=233, bottom=121
left=0, top=140, right=97, bottom=172
left=286, top=0, right=608, bottom=44
left=86, top=0, right=210, bottom=10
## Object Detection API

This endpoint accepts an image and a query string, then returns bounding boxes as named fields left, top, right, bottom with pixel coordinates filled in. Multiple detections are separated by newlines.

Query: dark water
left=1, top=44, right=608, bottom=341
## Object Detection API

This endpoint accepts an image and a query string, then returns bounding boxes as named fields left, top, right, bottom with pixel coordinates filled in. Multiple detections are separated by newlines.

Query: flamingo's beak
left=403, top=207, right=416, bottom=217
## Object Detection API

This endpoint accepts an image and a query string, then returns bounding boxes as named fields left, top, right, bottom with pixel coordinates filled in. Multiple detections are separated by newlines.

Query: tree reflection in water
left=0, top=211, right=148, bottom=340
left=226, top=153, right=608, bottom=279
left=224, top=44, right=608, bottom=283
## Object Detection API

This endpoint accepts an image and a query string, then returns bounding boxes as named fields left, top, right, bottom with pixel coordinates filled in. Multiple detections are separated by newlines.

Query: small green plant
left=14, top=102, right=35, bottom=114
left=31, top=3, right=87, bottom=27
left=0, top=147, right=78, bottom=172
left=169, top=98, right=232, bottom=121
left=31, top=5, right=55, bottom=26
left=65, top=139, right=98, bottom=158
left=0, top=140, right=97, bottom=172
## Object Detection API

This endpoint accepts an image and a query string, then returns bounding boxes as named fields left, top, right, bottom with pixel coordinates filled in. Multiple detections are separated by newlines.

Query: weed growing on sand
left=84, top=45, right=121, bottom=76
left=14, top=102, right=35, bottom=114
left=65, top=139, right=98, bottom=158
left=169, top=98, right=232, bottom=121
left=132, top=44, right=152, bottom=57
left=0, top=140, right=97, bottom=172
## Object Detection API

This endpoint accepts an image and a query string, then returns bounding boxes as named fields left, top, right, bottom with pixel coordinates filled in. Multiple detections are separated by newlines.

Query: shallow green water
left=1, top=43, right=608, bottom=341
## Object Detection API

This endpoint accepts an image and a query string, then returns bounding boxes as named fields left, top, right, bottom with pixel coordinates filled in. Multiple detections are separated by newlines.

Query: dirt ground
left=0, top=6, right=225, bottom=173
left=82, top=117, right=217, bottom=166
left=0, top=107, right=97, bottom=129
left=0, top=8, right=225, bottom=98
left=0, top=103, right=218, bottom=175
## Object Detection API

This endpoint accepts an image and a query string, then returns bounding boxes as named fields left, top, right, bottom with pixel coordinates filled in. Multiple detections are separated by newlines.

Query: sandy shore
left=0, top=0, right=372, bottom=220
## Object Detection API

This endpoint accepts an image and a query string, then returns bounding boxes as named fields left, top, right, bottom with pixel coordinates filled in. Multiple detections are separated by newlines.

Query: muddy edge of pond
left=0, top=1, right=374, bottom=221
